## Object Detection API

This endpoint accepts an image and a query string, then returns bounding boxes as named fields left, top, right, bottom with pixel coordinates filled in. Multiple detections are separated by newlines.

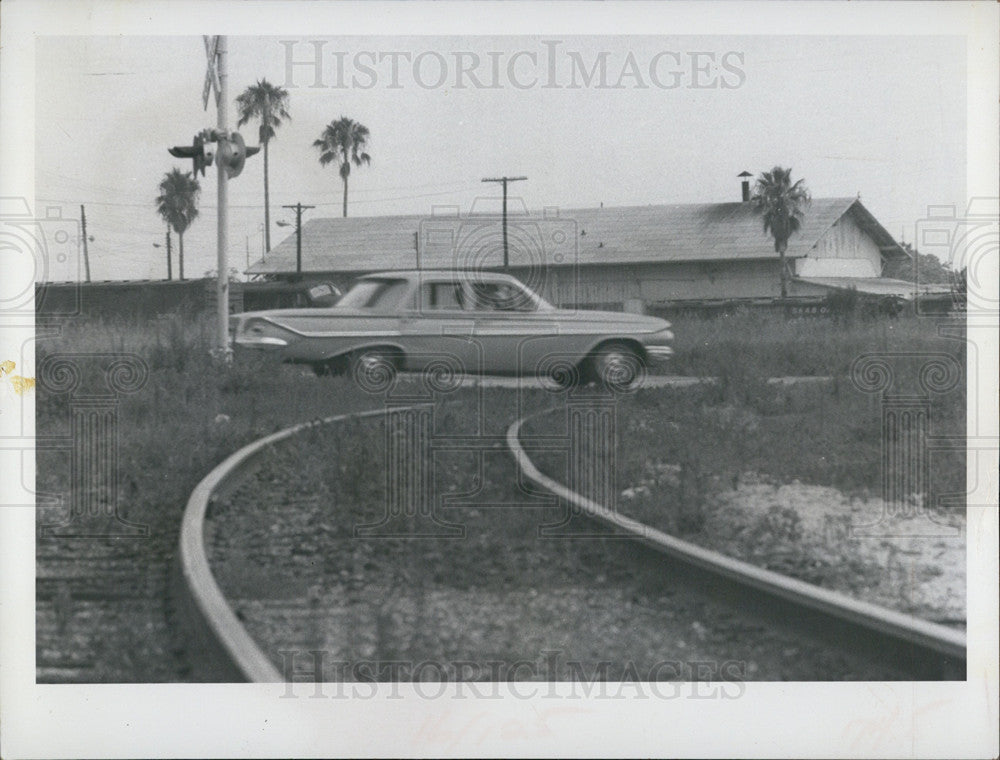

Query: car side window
left=421, top=282, right=465, bottom=310
left=338, top=279, right=409, bottom=309
left=368, top=280, right=412, bottom=310
left=469, top=282, right=535, bottom=312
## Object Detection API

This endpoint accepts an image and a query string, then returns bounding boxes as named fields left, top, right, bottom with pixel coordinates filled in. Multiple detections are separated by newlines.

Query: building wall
left=798, top=212, right=883, bottom=277
left=275, top=208, right=890, bottom=311
left=507, top=259, right=787, bottom=308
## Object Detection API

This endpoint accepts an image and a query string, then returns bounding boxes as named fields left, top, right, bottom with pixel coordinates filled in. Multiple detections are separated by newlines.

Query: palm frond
left=234, top=78, right=291, bottom=142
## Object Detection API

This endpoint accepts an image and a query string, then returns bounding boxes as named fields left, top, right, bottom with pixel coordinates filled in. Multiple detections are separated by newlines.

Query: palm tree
left=235, top=79, right=291, bottom=252
left=313, top=117, right=371, bottom=217
left=751, top=166, right=811, bottom=302
left=155, top=169, right=200, bottom=280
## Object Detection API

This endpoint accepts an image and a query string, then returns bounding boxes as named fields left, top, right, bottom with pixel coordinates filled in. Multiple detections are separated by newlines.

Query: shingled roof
left=250, top=197, right=907, bottom=275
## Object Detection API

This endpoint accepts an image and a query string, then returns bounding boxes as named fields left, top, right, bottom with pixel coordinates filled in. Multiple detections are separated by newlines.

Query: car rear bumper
left=644, top=345, right=674, bottom=363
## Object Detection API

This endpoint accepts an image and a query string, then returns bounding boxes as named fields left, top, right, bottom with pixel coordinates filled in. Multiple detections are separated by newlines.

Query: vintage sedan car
left=230, top=270, right=673, bottom=388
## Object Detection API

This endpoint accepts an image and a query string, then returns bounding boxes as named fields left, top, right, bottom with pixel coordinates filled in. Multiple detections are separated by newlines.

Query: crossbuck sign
left=202, top=35, right=221, bottom=110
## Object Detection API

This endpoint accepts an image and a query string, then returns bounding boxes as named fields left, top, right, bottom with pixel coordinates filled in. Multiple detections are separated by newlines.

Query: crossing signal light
left=200, top=134, right=216, bottom=175
left=219, top=132, right=260, bottom=179
left=168, top=130, right=215, bottom=177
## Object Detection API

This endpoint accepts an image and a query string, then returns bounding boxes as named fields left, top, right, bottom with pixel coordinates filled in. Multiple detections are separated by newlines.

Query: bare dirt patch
left=692, top=476, right=965, bottom=626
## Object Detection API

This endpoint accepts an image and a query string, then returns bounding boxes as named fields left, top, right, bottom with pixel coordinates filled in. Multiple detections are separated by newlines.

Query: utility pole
left=481, top=176, right=527, bottom=269
left=263, top=92, right=271, bottom=253
left=282, top=202, right=314, bottom=275
left=166, top=229, right=172, bottom=280
left=215, top=35, right=229, bottom=356
left=80, top=205, right=91, bottom=282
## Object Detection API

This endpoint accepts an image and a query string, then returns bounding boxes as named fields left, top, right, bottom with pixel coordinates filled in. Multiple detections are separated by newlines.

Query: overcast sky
left=35, top=33, right=966, bottom=280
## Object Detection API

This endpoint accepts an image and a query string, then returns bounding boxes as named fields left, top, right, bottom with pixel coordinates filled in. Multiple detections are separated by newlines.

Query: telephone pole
left=282, top=202, right=315, bottom=275
left=80, top=205, right=91, bottom=282
left=481, top=176, right=527, bottom=269
left=215, top=35, right=229, bottom=356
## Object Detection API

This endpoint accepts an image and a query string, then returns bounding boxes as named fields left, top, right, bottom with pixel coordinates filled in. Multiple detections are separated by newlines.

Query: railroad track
left=175, top=408, right=394, bottom=682
left=175, top=395, right=965, bottom=682
left=506, top=407, right=967, bottom=680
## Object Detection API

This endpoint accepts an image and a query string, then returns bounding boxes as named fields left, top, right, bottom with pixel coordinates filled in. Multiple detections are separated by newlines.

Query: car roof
left=244, top=280, right=336, bottom=292
left=359, top=269, right=520, bottom=283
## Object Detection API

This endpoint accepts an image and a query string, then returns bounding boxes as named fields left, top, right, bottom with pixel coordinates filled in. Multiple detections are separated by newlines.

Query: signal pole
left=481, top=176, right=527, bottom=269
left=282, top=202, right=314, bottom=275
left=215, top=35, right=229, bottom=356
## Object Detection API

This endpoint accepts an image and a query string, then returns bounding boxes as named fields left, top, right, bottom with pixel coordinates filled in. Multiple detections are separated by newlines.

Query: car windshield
left=337, top=278, right=410, bottom=310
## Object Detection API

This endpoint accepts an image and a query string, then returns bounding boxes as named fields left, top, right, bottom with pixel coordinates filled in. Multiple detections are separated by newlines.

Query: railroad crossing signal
left=171, top=35, right=238, bottom=358
left=169, top=129, right=259, bottom=178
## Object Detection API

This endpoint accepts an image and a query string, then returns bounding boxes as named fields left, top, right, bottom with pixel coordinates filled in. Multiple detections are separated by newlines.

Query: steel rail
left=506, top=408, right=966, bottom=674
left=176, top=407, right=391, bottom=682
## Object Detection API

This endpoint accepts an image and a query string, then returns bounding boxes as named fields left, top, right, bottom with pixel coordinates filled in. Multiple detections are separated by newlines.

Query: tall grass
left=36, top=309, right=966, bottom=541
left=527, top=312, right=966, bottom=531
left=35, top=312, right=380, bottom=557
left=668, top=308, right=963, bottom=381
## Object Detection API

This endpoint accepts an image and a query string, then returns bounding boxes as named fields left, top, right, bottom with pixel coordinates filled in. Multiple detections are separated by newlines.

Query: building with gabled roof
left=250, top=194, right=942, bottom=312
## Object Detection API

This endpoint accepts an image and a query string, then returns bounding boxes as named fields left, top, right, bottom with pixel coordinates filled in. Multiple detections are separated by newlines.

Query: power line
left=35, top=185, right=480, bottom=210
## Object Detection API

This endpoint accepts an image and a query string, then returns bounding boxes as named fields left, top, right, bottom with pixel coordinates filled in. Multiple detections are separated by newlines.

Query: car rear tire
left=587, top=342, right=644, bottom=391
left=350, top=349, right=399, bottom=392
left=312, top=356, right=348, bottom=377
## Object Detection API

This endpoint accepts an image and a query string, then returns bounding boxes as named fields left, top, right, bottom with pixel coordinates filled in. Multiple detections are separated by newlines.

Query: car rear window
left=338, top=278, right=410, bottom=310
left=308, top=284, right=334, bottom=299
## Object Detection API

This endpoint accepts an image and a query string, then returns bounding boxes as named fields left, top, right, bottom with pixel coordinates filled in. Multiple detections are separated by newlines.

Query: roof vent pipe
left=739, top=170, right=753, bottom=202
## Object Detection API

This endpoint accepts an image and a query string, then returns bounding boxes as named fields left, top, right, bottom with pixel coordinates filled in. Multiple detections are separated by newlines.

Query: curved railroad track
left=506, top=406, right=967, bottom=680
left=175, top=408, right=395, bottom=682
left=175, top=394, right=965, bottom=682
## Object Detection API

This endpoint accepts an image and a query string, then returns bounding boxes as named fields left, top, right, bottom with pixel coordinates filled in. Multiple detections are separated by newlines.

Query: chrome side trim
left=235, top=336, right=289, bottom=347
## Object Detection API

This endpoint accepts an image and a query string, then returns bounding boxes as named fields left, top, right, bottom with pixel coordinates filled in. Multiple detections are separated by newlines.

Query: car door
left=402, top=279, right=482, bottom=375
left=466, top=280, right=560, bottom=375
